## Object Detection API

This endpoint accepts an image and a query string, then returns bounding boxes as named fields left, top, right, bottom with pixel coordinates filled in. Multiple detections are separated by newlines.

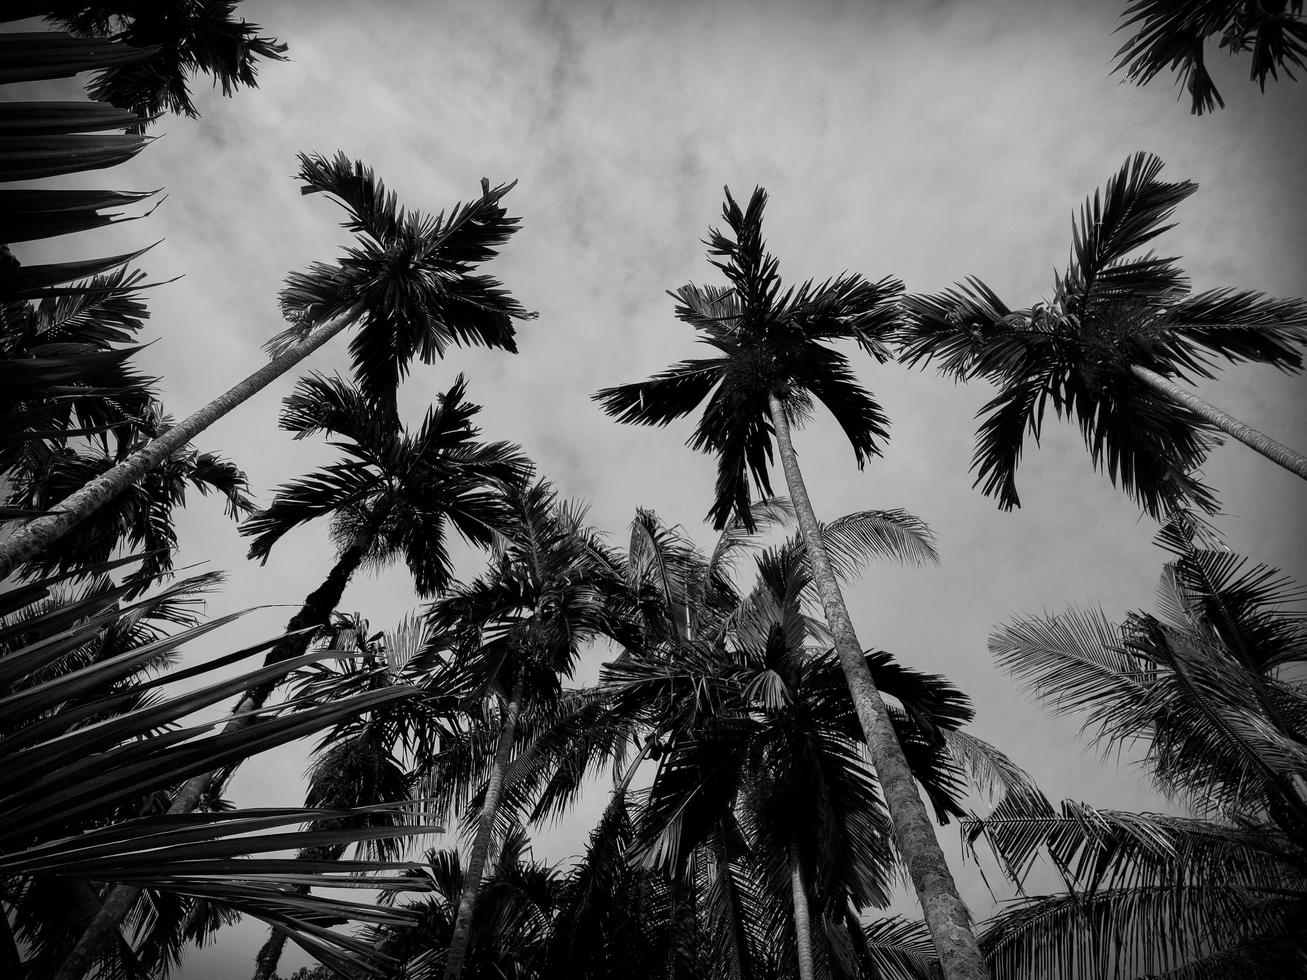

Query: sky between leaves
left=10, top=0, right=1307, bottom=976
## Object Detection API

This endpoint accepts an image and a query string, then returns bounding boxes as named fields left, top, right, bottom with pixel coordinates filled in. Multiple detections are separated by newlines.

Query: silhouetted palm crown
left=899, top=152, right=1306, bottom=518
left=619, top=544, right=974, bottom=882
left=594, top=187, right=903, bottom=531
left=276, top=152, right=535, bottom=411
left=240, top=372, right=527, bottom=597
left=50, top=1, right=289, bottom=124
left=425, top=480, right=631, bottom=707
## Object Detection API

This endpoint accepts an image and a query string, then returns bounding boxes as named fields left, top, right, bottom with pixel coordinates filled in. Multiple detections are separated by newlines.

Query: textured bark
left=444, top=679, right=523, bottom=980
left=1131, top=365, right=1307, bottom=481
left=767, top=394, right=989, bottom=980
left=789, top=837, right=816, bottom=980
left=54, top=541, right=370, bottom=980
left=0, top=311, right=354, bottom=581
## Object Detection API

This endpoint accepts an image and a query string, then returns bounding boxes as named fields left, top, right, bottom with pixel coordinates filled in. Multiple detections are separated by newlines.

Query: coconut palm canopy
left=6, top=1, right=1304, bottom=977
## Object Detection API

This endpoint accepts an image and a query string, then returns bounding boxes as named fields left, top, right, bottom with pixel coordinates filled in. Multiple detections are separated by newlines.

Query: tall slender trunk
left=54, top=539, right=372, bottom=980
left=444, top=678, right=523, bottom=980
left=789, top=837, right=816, bottom=980
left=1131, top=365, right=1307, bottom=481
left=767, top=394, right=989, bottom=980
left=0, top=309, right=357, bottom=581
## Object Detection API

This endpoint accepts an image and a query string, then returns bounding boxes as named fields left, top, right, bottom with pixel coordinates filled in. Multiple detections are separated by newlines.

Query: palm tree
left=594, top=186, right=992, bottom=979
left=238, top=370, right=527, bottom=687
left=0, top=264, right=157, bottom=473
left=40, top=0, right=288, bottom=129
left=6, top=399, right=253, bottom=596
left=0, top=152, right=534, bottom=580
left=965, top=522, right=1307, bottom=977
left=0, top=560, right=439, bottom=980
left=423, top=478, right=632, bottom=980
left=898, top=152, right=1307, bottom=517
left=361, top=827, right=564, bottom=980
left=57, top=374, right=522, bottom=979
left=614, top=540, right=1028, bottom=980
left=250, top=613, right=464, bottom=980
left=1112, top=0, right=1306, bottom=114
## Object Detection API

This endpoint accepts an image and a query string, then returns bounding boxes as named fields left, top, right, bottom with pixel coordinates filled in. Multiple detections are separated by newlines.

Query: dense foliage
left=2, top=4, right=1303, bottom=980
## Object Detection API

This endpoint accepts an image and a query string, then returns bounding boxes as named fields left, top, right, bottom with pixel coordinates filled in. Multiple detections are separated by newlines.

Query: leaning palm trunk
left=54, top=539, right=371, bottom=980
left=767, top=394, right=989, bottom=980
left=1130, top=365, right=1307, bottom=481
left=0, top=309, right=357, bottom=581
left=444, top=679, right=524, bottom=980
left=789, top=837, right=816, bottom=980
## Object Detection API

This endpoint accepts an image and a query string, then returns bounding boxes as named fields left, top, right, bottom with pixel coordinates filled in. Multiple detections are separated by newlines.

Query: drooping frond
left=1113, top=0, right=1307, bottom=115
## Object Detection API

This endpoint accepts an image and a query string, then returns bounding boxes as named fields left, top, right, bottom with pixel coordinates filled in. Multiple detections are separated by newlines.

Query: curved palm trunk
left=789, top=837, right=816, bottom=980
left=0, top=310, right=356, bottom=581
left=54, top=540, right=371, bottom=980
left=1131, top=365, right=1307, bottom=481
left=767, top=394, right=989, bottom=980
left=444, top=678, right=524, bottom=980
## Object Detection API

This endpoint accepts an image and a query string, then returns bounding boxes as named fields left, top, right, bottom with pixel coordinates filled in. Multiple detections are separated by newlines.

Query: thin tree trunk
left=789, top=837, right=816, bottom=980
left=1131, top=365, right=1307, bottom=481
left=251, top=923, right=295, bottom=980
left=767, top=394, right=989, bottom=980
left=614, top=734, right=656, bottom=797
left=54, top=540, right=371, bottom=980
left=0, top=309, right=357, bottom=581
left=444, top=678, right=524, bottom=980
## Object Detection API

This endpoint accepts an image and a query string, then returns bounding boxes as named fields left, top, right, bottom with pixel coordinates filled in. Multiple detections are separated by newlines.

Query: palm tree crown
left=594, top=187, right=903, bottom=532
left=899, top=151, right=1307, bottom=518
left=241, top=371, right=527, bottom=598
left=968, top=520, right=1307, bottom=978
left=276, top=153, right=537, bottom=412
left=47, top=0, right=289, bottom=125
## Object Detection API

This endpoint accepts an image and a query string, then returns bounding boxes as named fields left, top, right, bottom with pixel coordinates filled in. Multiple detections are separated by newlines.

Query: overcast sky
left=14, top=0, right=1307, bottom=976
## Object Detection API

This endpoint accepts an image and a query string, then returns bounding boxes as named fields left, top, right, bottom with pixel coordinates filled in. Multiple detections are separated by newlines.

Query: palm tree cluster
left=2, top=4, right=1305, bottom=980
left=966, top=517, right=1307, bottom=977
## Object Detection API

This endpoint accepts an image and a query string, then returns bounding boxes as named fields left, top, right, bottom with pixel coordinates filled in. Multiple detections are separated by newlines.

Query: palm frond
left=1112, top=0, right=1307, bottom=115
